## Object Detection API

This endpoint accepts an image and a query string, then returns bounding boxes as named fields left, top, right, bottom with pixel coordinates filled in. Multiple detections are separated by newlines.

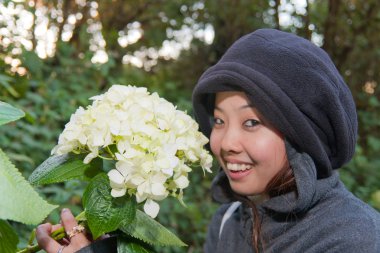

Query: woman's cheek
left=210, top=130, right=221, bottom=157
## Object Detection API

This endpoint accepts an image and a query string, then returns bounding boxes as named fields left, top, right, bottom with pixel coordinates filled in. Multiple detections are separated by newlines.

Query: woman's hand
left=36, top=208, right=91, bottom=253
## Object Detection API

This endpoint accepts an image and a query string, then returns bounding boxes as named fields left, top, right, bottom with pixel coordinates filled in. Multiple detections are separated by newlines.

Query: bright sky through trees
left=1, top=0, right=319, bottom=71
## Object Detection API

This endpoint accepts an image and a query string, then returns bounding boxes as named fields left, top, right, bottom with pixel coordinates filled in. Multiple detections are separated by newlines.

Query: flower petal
left=84, top=152, right=98, bottom=164
left=111, top=188, right=126, bottom=198
left=107, top=169, right=125, bottom=188
left=151, top=183, right=167, bottom=197
left=144, top=199, right=160, bottom=218
left=174, top=175, right=189, bottom=189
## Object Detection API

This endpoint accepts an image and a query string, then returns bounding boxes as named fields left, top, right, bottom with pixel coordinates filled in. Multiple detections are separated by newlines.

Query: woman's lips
left=225, top=162, right=253, bottom=180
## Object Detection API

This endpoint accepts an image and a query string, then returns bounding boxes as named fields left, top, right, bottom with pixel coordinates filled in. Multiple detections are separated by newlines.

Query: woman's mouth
left=226, top=162, right=252, bottom=171
left=225, top=162, right=253, bottom=180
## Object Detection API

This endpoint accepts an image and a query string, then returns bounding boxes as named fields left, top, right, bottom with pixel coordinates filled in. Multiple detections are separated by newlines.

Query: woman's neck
left=248, top=194, right=268, bottom=204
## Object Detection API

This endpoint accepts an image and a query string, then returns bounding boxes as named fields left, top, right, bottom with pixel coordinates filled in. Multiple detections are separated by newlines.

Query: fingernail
left=62, top=208, right=69, bottom=213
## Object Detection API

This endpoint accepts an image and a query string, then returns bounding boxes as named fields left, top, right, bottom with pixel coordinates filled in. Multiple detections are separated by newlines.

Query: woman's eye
left=244, top=119, right=260, bottom=127
left=213, top=117, right=224, bottom=126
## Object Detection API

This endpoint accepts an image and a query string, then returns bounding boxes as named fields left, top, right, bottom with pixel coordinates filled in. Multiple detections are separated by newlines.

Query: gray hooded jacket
left=203, top=145, right=380, bottom=252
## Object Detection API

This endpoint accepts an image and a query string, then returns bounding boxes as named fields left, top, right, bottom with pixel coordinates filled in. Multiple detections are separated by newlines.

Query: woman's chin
left=229, top=181, right=262, bottom=197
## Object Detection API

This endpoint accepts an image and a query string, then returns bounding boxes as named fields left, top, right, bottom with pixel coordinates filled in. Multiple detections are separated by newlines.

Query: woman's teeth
left=226, top=162, right=252, bottom=171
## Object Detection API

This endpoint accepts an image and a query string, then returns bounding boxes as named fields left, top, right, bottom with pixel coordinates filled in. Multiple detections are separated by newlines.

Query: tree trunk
left=322, top=0, right=340, bottom=56
left=274, top=0, right=281, bottom=30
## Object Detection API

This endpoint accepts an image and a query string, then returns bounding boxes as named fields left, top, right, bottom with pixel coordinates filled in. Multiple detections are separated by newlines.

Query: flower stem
left=27, top=229, right=36, bottom=246
left=16, top=244, right=39, bottom=253
left=97, top=154, right=114, bottom=160
left=105, top=146, right=116, bottom=159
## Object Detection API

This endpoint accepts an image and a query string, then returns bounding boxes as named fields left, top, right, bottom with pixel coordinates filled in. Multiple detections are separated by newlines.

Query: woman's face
left=210, top=91, right=287, bottom=196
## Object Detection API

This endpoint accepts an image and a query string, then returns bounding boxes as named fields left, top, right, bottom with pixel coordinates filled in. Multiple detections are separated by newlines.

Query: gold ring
left=67, top=224, right=85, bottom=239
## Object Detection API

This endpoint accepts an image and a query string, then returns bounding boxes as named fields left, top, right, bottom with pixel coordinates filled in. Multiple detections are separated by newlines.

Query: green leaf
left=0, top=74, right=19, bottom=97
left=0, top=219, right=19, bottom=253
left=29, top=154, right=102, bottom=186
left=21, top=50, right=43, bottom=77
left=0, top=101, right=25, bottom=126
left=0, top=148, right=57, bottom=224
left=117, top=235, right=154, bottom=253
left=120, top=210, right=187, bottom=247
left=83, top=173, right=136, bottom=239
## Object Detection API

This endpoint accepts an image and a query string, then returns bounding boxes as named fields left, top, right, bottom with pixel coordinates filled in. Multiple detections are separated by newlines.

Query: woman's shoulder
left=264, top=182, right=380, bottom=252
left=324, top=180, right=379, bottom=219
left=313, top=182, right=380, bottom=249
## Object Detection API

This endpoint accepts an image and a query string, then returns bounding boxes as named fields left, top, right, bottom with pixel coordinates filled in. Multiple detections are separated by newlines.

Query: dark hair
left=233, top=160, right=297, bottom=252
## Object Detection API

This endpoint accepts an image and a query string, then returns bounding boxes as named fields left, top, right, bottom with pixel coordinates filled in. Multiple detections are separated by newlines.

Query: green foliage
left=0, top=148, right=57, bottom=225
left=83, top=173, right=136, bottom=239
left=371, top=190, right=380, bottom=209
left=0, top=73, right=19, bottom=97
left=117, top=236, right=154, bottom=253
left=0, top=220, right=19, bottom=253
left=0, top=101, right=25, bottom=126
left=29, top=154, right=102, bottom=186
left=120, top=210, right=186, bottom=247
left=0, top=102, right=56, bottom=253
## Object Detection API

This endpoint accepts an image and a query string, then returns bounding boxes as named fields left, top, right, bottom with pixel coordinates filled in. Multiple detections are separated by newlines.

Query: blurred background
left=0, top=0, right=379, bottom=252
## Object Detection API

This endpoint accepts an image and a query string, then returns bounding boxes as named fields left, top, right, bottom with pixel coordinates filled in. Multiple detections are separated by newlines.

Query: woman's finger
left=36, top=223, right=62, bottom=253
left=51, top=224, right=62, bottom=232
left=60, top=208, right=89, bottom=247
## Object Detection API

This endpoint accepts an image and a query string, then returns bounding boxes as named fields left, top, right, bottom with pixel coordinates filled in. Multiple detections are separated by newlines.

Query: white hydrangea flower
left=52, top=84, right=213, bottom=218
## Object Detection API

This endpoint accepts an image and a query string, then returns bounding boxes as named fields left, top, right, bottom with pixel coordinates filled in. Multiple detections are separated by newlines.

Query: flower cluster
left=52, top=85, right=213, bottom=218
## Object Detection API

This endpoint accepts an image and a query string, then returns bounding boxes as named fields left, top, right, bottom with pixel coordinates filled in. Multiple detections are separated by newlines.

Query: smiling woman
left=192, top=28, right=380, bottom=253
left=210, top=91, right=287, bottom=197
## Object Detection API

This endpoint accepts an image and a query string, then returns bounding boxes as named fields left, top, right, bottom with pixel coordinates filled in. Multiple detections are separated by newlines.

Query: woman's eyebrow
left=214, top=104, right=253, bottom=111
left=214, top=106, right=222, bottom=111
left=240, top=104, right=254, bottom=109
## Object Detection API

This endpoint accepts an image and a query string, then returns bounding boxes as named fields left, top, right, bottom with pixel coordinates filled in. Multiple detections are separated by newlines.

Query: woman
left=37, top=29, right=380, bottom=252
left=192, top=28, right=379, bottom=252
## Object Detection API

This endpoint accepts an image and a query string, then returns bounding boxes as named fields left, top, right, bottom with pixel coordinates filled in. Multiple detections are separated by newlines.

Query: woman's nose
left=220, top=126, right=243, bottom=153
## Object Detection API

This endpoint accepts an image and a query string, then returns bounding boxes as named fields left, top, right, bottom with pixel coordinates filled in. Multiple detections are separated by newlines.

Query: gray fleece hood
left=192, top=28, right=358, bottom=179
